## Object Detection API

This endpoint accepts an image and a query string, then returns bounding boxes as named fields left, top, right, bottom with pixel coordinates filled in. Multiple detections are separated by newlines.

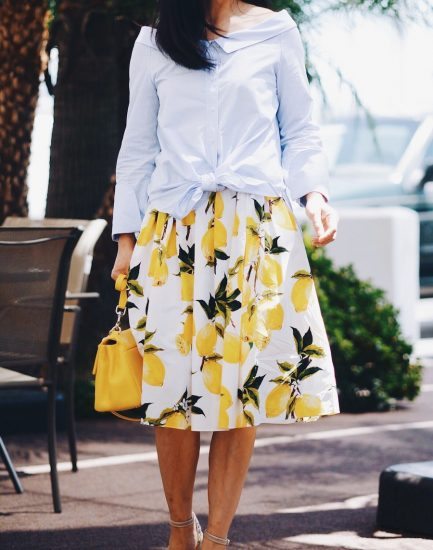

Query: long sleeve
left=276, top=25, right=330, bottom=208
left=112, top=38, right=160, bottom=242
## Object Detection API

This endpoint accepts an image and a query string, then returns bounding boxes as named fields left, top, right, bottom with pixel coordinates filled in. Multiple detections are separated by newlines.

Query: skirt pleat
left=126, top=189, right=340, bottom=431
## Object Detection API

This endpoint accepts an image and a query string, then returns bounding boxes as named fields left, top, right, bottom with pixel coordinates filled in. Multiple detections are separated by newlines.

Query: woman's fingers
left=111, top=234, right=136, bottom=280
left=312, top=228, right=337, bottom=246
left=309, top=204, right=339, bottom=247
left=306, top=198, right=326, bottom=238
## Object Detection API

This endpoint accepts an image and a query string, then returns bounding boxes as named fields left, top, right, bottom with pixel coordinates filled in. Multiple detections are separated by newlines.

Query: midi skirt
left=126, top=189, right=341, bottom=431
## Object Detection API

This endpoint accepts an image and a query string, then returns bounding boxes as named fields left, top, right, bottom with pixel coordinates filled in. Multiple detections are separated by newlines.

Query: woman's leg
left=154, top=426, right=201, bottom=550
left=203, top=426, right=257, bottom=547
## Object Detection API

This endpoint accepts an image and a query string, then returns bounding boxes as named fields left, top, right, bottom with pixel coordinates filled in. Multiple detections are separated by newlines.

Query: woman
left=111, top=1, right=340, bottom=548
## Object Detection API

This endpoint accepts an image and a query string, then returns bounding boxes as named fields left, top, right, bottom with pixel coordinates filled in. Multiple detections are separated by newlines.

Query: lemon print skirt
left=126, top=189, right=341, bottom=431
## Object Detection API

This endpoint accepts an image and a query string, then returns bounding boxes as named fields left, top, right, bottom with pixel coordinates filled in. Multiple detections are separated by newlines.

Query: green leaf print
left=128, top=279, right=144, bottom=297
left=238, top=364, right=265, bottom=410
left=303, top=327, right=313, bottom=348
left=303, top=344, right=326, bottom=358
left=298, top=366, right=323, bottom=380
left=215, top=249, right=230, bottom=260
left=178, top=244, right=195, bottom=272
left=253, top=199, right=265, bottom=222
left=135, top=316, right=147, bottom=331
left=127, top=264, right=140, bottom=282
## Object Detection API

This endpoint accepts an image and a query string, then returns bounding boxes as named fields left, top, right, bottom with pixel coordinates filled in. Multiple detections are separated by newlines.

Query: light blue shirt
left=112, top=8, right=330, bottom=241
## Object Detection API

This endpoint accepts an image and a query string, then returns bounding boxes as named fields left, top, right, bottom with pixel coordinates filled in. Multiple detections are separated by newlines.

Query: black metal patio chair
left=2, top=216, right=107, bottom=473
left=0, top=226, right=83, bottom=513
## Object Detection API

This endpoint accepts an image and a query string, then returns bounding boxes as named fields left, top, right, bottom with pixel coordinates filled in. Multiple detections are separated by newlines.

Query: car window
left=423, top=139, right=433, bottom=167
left=335, top=119, right=418, bottom=167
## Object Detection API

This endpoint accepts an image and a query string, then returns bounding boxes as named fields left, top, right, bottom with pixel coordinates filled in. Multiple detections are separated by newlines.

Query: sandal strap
left=169, top=515, right=195, bottom=527
left=204, top=528, right=230, bottom=545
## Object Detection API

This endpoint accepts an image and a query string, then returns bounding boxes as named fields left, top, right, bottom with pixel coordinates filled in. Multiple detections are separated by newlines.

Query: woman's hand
left=111, top=233, right=136, bottom=281
left=303, top=192, right=338, bottom=247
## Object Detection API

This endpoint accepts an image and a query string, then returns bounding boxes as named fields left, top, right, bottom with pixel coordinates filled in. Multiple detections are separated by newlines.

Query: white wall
left=297, top=206, right=420, bottom=344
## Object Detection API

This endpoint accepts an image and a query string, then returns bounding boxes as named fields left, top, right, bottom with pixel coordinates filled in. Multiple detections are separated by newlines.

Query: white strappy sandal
left=168, top=511, right=204, bottom=549
left=203, top=528, right=231, bottom=547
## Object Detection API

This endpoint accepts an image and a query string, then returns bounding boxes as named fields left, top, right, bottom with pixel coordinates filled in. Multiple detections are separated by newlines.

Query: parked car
left=322, top=115, right=433, bottom=297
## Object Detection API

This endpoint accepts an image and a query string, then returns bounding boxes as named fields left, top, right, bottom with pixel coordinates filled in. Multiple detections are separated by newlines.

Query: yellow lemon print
left=265, top=303, right=284, bottom=331
left=214, top=192, right=224, bottom=218
left=155, top=212, right=168, bottom=240
left=142, top=353, right=165, bottom=386
left=236, top=410, right=255, bottom=428
left=180, top=271, right=194, bottom=301
left=183, top=312, right=195, bottom=341
left=222, top=332, right=250, bottom=364
left=222, top=332, right=241, bottom=363
left=254, top=331, right=270, bottom=352
left=165, top=412, right=190, bottom=429
left=272, top=198, right=297, bottom=230
left=236, top=411, right=248, bottom=428
left=245, top=217, right=260, bottom=264
left=137, top=211, right=157, bottom=246
left=240, top=279, right=251, bottom=307
left=214, top=219, right=227, bottom=249
left=232, top=211, right=240, bottom=236
left=218, top=385, right=233, bottom=429
left=181, top=210, right=195, bottom=225
left=294, top=394, right=322, bottom=417
left=166, top=223, right=177, bottom=258
left=175, top=334, right=190, bottom=355
left=201, top=227, right=214, bottom=263
left=218, top=409, right=229, bottom=429
left=147, top=247, right=159, bottom=277
left=220, top=385, right=233, bottom=408
left=258, top=255, right=282, bottom=288
left=291, top=271, right=313, bottom=312
left=152, top=257, right=168, bottom=286
left=241, top=308, right=265, bottom=343
left=265, top=384, right=292, bottom=417
left=236, top=261, right=244, bottom=291
left=202, top=359, right=223, bottom=394
left=241, top=309, right=256, bottom=342
left=196, top=322, right=217, bottom=356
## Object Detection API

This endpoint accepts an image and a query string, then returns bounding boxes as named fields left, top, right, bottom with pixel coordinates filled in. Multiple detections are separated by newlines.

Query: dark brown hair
left=151, top=0, right=272, bottom=70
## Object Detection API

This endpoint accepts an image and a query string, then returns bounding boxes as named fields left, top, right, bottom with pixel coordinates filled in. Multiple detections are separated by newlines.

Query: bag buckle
left=110, top=305, right=127, bottom=332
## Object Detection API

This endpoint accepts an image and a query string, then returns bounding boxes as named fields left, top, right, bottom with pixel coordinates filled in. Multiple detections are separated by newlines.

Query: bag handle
left=110, top=273, right=129, bottom=332
left=111, top=411, right=142, bottom=423
left=115, top=273, right=128, bottom=309
left=111, top=403, right=151, bottom=423
left=109, top=273, right=147, bottom=422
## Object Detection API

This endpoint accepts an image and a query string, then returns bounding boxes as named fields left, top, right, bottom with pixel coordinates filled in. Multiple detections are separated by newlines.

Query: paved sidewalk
left=1, top=361, right=433, bottom=549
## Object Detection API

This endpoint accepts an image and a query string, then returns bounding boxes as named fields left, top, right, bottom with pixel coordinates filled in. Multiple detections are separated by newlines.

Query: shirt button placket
left=209, top=43, right=220, bottom=168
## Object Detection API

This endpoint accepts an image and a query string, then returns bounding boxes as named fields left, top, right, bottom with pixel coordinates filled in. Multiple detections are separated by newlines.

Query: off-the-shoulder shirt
left=112, top=8, right=330, bottom=241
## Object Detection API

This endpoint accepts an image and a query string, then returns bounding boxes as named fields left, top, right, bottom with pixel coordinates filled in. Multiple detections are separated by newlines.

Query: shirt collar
left=137, top=9, right=296, bottom=53
left=207, top=9, right=296, bottom=53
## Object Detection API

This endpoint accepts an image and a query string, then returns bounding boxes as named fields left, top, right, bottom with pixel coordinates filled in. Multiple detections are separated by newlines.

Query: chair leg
left=0, top=436, right=24, bottom=494
left=47, top=384, right=61, bottom=513
left=65, top=364, right=78, bottom=472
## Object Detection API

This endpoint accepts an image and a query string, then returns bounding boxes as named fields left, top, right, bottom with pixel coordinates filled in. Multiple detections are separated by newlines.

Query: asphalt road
left=1, top=358, right=432, bottom=549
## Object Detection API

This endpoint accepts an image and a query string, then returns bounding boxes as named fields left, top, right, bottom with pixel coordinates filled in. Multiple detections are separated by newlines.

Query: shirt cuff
left=111, top=183, right=143, bottom=242
left=296, top=186, right=330, bottom=208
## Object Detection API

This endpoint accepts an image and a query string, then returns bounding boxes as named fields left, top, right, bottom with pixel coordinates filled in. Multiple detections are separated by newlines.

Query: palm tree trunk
left=0, top=0, right=48, bottom=223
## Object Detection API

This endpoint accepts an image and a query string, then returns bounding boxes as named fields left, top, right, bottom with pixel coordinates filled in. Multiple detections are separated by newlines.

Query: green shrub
left=302, top=224, right=423, bottom=412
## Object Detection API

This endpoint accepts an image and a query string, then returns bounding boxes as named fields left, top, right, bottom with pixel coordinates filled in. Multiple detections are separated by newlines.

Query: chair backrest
left=0, top=227, right=83, bottom=378
left=2, top=217, right=107, bottom=293
left=2, top=217, right=107, bottom=347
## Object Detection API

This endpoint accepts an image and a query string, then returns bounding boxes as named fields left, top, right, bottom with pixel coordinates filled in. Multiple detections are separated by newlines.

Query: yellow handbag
left=92, top=273, right=143, bottom=417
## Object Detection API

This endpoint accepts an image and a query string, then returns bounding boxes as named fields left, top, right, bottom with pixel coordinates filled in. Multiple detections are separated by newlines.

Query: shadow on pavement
left=1, top=508, right=432, bottom=549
